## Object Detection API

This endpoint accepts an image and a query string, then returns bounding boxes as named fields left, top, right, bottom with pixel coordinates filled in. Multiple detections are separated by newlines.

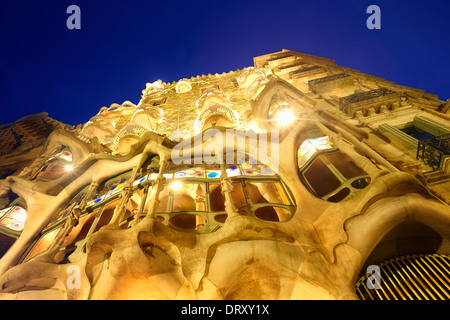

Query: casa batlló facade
left=0, top=49, right=450, bottom=300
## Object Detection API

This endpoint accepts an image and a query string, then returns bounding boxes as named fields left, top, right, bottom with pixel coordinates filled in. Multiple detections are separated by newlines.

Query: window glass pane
left=169, top=214, right=206, bottom=230
left=41, top=161, right=68, bottom=180
left=255, top=206, right=292, bottom=222
left=205, top=163, right=221, bottom=179
left=127, top=188, right=144, bottom=216
left=94, top=171, right=132, bottom=201
left=61, top=210, right=99, bottom=247
left=134, top=160, right=158, bottom=182
left=209, top=184, right=224, bottom=211
left=48, top=148, right=73, bottom=162
left=226, top=165, right=241, bottom=177
left=209, top=181, right=246, bottom=211
left=163, top=172, right=174, bottom=179
left=52, top=209, right=99, bottom=263
left=214, top=213, right=227, bottom=223
left=144, top=185, right=170, bottom=213
left=246, top=182, right=290, bottom=205
left=133, top=175, right=148, bottom=187
left=241, top=163, right=275, bottom=176
left=298, top=136, right=333, bottom=168
left=93, top=200, right=118, bottom=233
left=327, top=188, right=350, bottom=203
left=303, top=157, right=341, bottom=197
left=24, top=226, right=62, bottom=262
left=231, top=181, right=247, bottom=208
left=351, top=177, right=371, bottom=189
left=0, top=207, right=10, bottom=220
left=157, top=185, right=170, bottom=213
left=0, top=232, right=16, bottom=259
left=33, top=163, right=50, bottom=180
left=401, top=126, right=433, bottom=140
left=174, top=164, right=205, bottom=178
left=106, top=183, right=125, bottom=198
left=0, top=206, right=27, bottom=231
left=325, top=152, right=367, bottom=179
left=32, top=147, right=73, bottom=181
left=172, top=183, right=205, bottom=212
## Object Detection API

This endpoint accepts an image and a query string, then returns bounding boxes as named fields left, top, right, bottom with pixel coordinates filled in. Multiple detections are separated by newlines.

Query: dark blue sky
left=1, top=0, right=449, bottom=126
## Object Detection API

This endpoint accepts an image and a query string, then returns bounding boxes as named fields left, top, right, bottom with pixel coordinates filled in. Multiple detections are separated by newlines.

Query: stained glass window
left=87, top=171, right=132, bottom=207
left=24, top=226, right=61, bottom=262
left=241, top=163, right=276, bottom=176
left=205, top=164, right=221, bottom=179
left=299, top=146, right=371, bottom=203
left=47, top=148, right=73, bottom=162
left=247, top=182, right=290, bottom=205
left=297, top=136, right=333, bottom=168
left=0, top=207, right=9, bottom=219
left=226, top=165, right=241, bottom=177
left=29, top=154, right=295, bottom=265
left=31, top=147, right=73, bottom=182
left=132, top=175, right=148, bottom=187
left=0, top=206, right=27, bottom=232
left=174, top=165, right=205, bottom=178
left=164, top=158, right=278, bottom=181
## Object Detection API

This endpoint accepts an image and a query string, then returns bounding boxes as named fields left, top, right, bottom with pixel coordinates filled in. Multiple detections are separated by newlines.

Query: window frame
left=299, top=148, right=371, bottom=202
left=31, top=147, right=73, bottom=182
left=20, top=161, right=296, bottom=263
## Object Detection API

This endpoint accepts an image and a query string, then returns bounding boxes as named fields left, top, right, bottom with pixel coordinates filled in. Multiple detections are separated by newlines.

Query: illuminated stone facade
left=1, top=49, right=450, bottom=300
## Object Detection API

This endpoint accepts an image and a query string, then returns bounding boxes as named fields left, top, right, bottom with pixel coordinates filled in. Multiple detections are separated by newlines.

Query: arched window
left=298, top=136, right=371, bottom=202
left=31, top=147, right=73, bottom=182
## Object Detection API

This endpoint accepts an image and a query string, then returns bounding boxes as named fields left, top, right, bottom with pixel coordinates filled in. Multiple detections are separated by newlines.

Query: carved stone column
left=219, top=163, right=238, bottom=218
left=195, top=194, right=206, bottom=212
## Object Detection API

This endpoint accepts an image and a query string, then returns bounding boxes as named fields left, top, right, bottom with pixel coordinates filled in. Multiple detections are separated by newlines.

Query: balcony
left=339, top=88, right=401, bottom=117
left=417, top=133, right=450, bottom=170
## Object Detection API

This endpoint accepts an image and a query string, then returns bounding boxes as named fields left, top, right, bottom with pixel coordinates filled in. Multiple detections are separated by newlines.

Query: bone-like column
left=143, top=159, right=168, bottom=221
left=108, top=165, right=140, bottom=227
left=219, top=163, right=238, bottom=218
left=38, top=181, right=99, bottom=262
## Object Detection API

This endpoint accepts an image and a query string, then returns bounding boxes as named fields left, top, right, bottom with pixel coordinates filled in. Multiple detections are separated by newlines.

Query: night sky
left=1, top=0, right=449, bottom=127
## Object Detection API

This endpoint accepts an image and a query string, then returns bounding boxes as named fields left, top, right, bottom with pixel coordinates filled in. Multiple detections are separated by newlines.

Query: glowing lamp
left=171, top=181, right=183, bottom=190
left=276, top=109, right=294, bottom=127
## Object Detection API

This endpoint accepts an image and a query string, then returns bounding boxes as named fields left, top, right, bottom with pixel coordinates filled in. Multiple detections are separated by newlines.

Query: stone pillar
left=219, top=163, right=238, bottom=218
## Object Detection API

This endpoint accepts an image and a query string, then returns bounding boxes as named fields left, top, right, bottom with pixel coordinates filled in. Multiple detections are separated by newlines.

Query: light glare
left=171, top=181, right=183, bottom=190
left=276, top=109, right=294, bottom=126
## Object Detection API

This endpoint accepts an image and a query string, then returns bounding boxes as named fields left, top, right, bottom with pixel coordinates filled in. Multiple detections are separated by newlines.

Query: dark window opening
left=299, top=147, right=371, bottom=202
left=0, top=232, right=17, bottom=260
left=303, top=157, right=341, bottom=198
left=401, top=126, right=433, bottom=140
